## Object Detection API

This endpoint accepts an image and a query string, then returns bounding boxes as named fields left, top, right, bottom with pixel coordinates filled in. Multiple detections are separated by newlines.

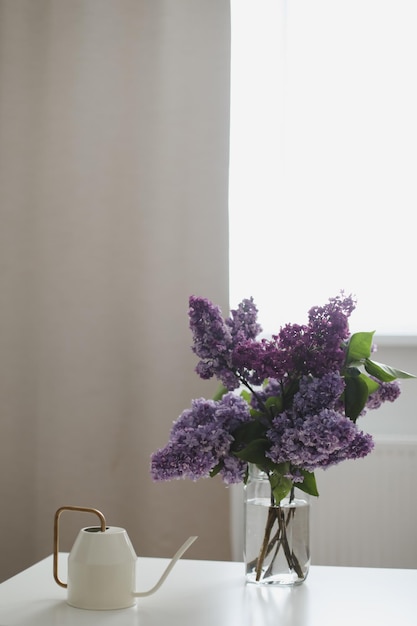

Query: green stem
left=255, top=506, right=277, bottom=581
left=275, top=507, right=304, bottom=579
left=253, top=502, right=304, bottom=581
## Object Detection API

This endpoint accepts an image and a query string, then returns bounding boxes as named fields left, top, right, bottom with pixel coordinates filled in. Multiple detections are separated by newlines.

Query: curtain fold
left=0, top=0, right=231, bottom=582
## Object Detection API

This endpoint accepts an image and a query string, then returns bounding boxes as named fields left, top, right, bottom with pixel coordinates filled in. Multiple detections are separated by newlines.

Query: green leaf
left=344, top=373, right=370, bottom=421
left=212, top=384, right=228, bottom=401
left=232, top=420, right=266, bottom=445
left=209, top=462, right=223, bottom=478
left=249, top=409, right=264, bottom=419
left=345, top=366, right=380, bottom=394
left=345, top=365, right=362, bottom=377
left=365, top=359, right=416, bottom=382
left=240, top=389, right=252, bottom=403
left=270, top=466, right=292, bottom=503
left=297, top=470, right=319, bottom=497
left=234, top=439, right=269, bottom=465
left=265, top=395, right=283, bottom=415
left=345, top=331, right=375, bottom=364
left=362, top=373, right=380, bottom=394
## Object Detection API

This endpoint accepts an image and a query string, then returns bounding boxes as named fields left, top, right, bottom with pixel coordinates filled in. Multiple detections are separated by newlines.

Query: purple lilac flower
left=308, top=293, right=355, bottom=336
left=232, top=338, right=288, bottom=385
left=234, top=325, right=308, bottom=383
left=292, top=373, right=345, bottom=416
left=219, top=455, right=248, bottom=484
left=302, top=293, right=356, bottom=376
left=366, top=380, right=401, bottom=410
left=266, top=408, right=374, bottom=472
left=188, top=296, right=236, bottom=388
left=167, top=399, right=212, bottom=439
left=342, top=431, right=374, bottom=460
left=195, top=360, right=239, bottom=390
left=271, top=324, right=311, bottom=379
left=150, top=399, right=231, bottom=481
left=250, top=378, right=282, bottom=412
left=189, top=296, right=232, bottom=360
left=150, top=393, right=251, bottom=482
left=189, top=296, right=263, bottom=391
left=265, top=411, right=293, bottom=443
left=285, top=469, right=305, bottom=483
left=226, top=297, right=262, bottom=342
left=231, top=294, right=356, bottom=385
left=214, top=392, right=252, bottom=431
left=267, top=293, right=355, bottom=380
left=315, top=430, right=374, bottom=469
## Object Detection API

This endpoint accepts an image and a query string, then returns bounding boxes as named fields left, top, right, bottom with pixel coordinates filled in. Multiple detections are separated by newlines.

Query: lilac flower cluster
left=266, top=374, right=374, bottom=475
left=150, top=393, right=251, bottom=484
left=189, top=296, right=260, bottom=390
left=151, top=293, right=408, bottom=497
left=267, top=409, right=374, bottom=475
left=241, top=295, right=353, bottom=383
left=366, top=380, right=401, bottom=409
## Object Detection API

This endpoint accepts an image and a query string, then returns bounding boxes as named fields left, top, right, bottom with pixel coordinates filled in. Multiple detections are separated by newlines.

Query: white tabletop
left=0, top=554, right=416, bottom=626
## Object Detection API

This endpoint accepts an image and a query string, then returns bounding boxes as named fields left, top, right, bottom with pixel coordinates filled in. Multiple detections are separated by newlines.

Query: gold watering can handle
left=53, top=505, right=107, bottom=588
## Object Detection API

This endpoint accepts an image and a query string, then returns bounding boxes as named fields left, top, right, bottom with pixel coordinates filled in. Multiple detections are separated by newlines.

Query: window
left=229, top=0, right=417, bottom=337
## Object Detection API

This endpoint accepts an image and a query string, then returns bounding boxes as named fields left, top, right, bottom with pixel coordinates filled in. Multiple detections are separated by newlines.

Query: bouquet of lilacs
left=151, top=293, right=413, bottom=580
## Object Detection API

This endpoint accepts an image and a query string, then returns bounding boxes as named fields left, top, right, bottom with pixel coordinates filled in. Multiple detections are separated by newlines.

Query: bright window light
left=229, top=0, right=417, bottom=336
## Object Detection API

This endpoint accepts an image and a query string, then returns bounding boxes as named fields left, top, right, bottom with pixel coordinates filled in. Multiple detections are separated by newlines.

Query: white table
left=0, top=554, right=416, bottom=626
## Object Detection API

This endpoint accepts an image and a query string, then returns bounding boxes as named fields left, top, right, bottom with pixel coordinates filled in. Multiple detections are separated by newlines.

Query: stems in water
left=254, top=502, right=303, bottom=581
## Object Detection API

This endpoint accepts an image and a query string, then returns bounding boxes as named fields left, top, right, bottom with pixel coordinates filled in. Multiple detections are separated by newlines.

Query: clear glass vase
left=244, top=465, right=310, bottom=586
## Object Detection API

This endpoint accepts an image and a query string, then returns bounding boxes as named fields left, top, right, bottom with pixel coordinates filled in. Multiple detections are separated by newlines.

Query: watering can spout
left=134, top=535, right=198, bottom=597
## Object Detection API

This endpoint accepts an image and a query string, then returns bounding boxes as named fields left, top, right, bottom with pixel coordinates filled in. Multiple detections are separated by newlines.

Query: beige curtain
left=0, top=0, right=231, bottom=582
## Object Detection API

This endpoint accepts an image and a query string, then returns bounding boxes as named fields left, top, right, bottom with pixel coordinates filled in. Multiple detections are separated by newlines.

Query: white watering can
left=53, top=505, right=197, bottom=610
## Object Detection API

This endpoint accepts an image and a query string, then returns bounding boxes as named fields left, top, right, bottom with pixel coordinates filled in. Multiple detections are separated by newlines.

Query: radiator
left=229, top=437, right=417, bottom=568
